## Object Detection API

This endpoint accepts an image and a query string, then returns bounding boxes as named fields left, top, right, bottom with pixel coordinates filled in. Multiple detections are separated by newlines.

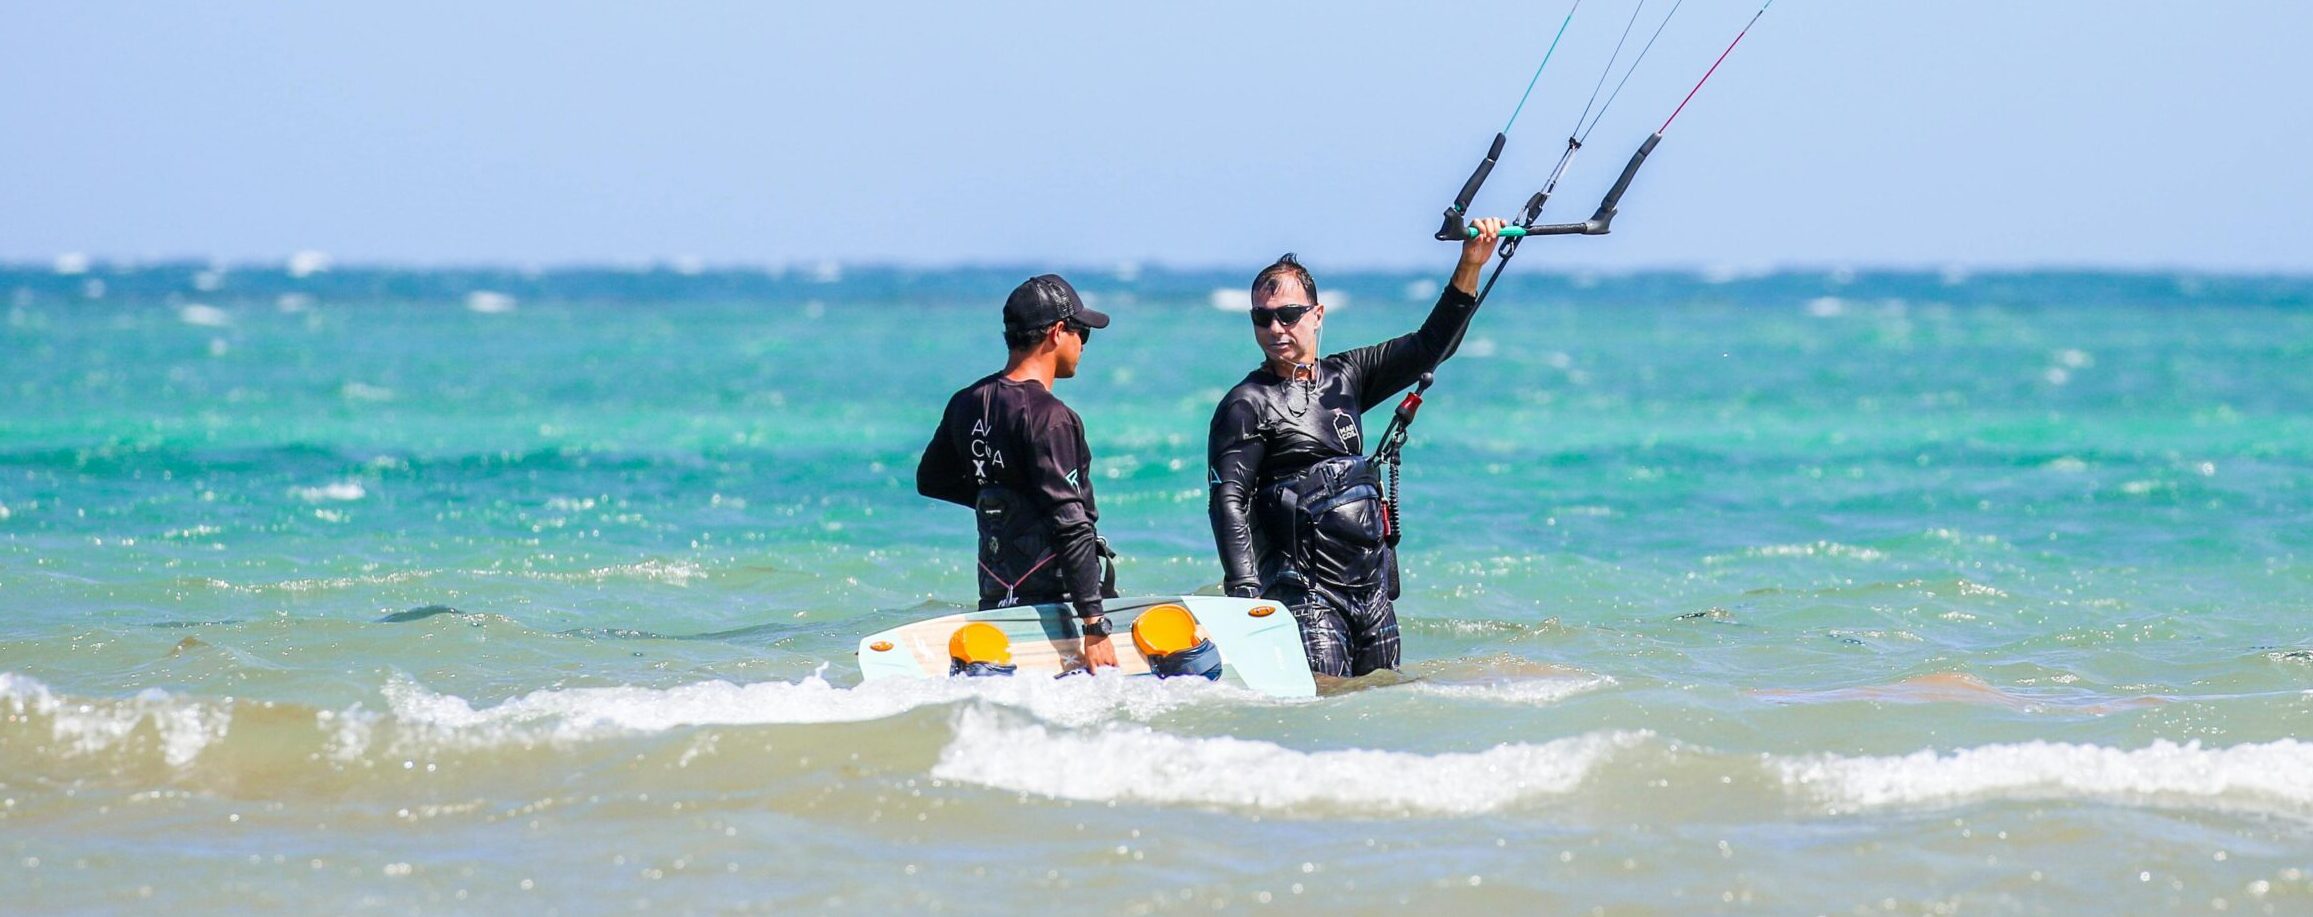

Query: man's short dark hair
left=1004, top=322, right=1053, bottom=351
left=1252, top=253, right=1317, bottom=304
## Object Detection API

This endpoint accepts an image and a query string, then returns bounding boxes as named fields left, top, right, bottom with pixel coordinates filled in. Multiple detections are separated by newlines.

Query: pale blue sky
left=4, top=1, right=2308, bottom=271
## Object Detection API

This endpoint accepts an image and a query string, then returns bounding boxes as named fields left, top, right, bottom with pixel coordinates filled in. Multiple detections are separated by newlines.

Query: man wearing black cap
left=917, top=274, right=1120, bottom=671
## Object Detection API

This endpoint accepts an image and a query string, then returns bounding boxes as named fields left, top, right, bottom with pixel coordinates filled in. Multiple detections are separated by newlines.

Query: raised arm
left=1338, top=218, right=1503, bottom=410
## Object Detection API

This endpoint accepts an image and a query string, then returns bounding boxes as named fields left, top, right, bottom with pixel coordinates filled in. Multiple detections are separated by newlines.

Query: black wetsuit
left=1207, top=286, right=1477, bottom=676
left=918, top=373, right=1107, bottom=618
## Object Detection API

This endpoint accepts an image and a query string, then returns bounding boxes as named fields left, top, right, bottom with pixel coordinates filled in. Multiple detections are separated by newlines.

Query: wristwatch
left=1078, top=614, right=1113, bottom=638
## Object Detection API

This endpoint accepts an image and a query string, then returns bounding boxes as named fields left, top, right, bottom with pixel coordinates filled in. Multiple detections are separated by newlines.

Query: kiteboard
left=856, top=595, right=1316, bottom=698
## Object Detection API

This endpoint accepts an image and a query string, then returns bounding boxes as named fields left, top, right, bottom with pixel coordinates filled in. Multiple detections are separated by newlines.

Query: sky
left=4, top=1, right=2309, bottom=273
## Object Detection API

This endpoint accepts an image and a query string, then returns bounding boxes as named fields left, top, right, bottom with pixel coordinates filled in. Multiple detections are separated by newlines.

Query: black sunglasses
left=1249, top=304, right=1315, bottom=328
left=1063, top=320, right=1093, bottom=344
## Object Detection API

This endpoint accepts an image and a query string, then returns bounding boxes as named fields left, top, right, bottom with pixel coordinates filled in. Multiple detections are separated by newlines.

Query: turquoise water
left=4, top=263, right=2311, bottom=913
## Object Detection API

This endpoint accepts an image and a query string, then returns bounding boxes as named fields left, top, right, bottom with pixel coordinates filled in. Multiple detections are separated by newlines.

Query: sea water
left=2, top=263, right=2309, bottom=913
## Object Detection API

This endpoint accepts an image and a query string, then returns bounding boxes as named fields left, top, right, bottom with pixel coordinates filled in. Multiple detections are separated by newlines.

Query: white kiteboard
left=856, top=595, right=1316, bottom=698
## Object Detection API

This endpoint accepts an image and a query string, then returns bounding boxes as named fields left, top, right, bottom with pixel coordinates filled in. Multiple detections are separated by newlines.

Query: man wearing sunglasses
left=1206, top=218, right=1507, bottom=678
left=918, top=274, right=1121, bottom=671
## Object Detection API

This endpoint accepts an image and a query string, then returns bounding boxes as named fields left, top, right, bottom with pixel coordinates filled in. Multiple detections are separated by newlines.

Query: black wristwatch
left=1078, top=614, right=1113, bottom=638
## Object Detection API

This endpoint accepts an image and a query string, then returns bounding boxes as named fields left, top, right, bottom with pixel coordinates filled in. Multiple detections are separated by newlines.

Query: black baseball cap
left=1002, top=274, right=1111, bottom=331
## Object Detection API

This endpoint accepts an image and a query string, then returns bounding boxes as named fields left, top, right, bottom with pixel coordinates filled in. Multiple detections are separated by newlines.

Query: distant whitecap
left=466, top=291, right=517, bottom=313
left=287, top=250, right=333, bottom=278
left=179, top=304, right=232, bottom=327
left=291, top=481, right=367, bottom=502
left=53, top=253, right=89, bottom=275
left=340, top=382, right=395, bottom=402
left=1216, top=288, right=1348, bottom=310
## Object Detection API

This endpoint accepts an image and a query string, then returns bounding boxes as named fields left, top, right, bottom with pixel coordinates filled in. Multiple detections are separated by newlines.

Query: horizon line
left=8, top=256, right=2313, bottom=281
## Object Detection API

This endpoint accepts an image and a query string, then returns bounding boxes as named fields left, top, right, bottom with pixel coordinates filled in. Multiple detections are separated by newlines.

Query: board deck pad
left=857, top=595, right=1316, bottom=698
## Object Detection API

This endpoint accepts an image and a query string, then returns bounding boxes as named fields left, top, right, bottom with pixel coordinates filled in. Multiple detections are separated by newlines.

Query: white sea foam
left=291, top=481, right=367, bottom=502
left=340, top=381, right=396, bottom=402
left=514, top=559, right=707, bottom=586
left=287, top=250, right=333, bottom=278
left=1706, top=541, right=1889, bottom=564
left=317, top=707, right=378, bottom=762
left=1, top=673, right=229, bottom=768
left=382, top=668, right=1256, bottom=745
left=386, top=675, right=937, bottom=739
left=465, top=291, right=517, bottom=313
left=1212, top=287, right=1347, bottom=311
left=1775, top=739, right=2313, bottom=814
left=1409, top=673, right=1615, bottom=706
left=179, top=303, right=232, bottom=327
left=53, top=253, right=90, bottom=275
left=933, top=708, right=1647, bottom=815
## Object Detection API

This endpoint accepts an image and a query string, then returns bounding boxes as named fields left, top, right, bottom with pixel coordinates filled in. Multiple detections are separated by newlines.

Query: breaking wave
left=932, top=706, right=1649, bottom=816
left=1775, top=738, right=2313, bottom=814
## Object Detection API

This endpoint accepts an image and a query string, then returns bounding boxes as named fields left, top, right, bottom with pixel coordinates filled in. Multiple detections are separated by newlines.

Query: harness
left=974, top=485, right=1118, bottom=609
left=1260, top=454, right=1395, bottom=598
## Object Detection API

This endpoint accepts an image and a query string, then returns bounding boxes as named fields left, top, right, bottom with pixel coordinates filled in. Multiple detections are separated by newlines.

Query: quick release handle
left=1435, top=133, right=1508, bottom=241
left=1393, top=373, right=1435, bottom=423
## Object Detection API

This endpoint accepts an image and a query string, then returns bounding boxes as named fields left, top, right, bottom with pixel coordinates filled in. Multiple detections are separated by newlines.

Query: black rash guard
left=1207, top=285, right=1477, bottom=596
left=918, top=373, right=1105, bottom=618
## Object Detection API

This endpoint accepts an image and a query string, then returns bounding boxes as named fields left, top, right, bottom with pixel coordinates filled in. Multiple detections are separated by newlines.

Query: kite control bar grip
left=1465, top=223, right=1592, bottom=238
left=1434, top=133, right=1507, bottom=241
left=1586, top=131, right=1662, bottom=230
